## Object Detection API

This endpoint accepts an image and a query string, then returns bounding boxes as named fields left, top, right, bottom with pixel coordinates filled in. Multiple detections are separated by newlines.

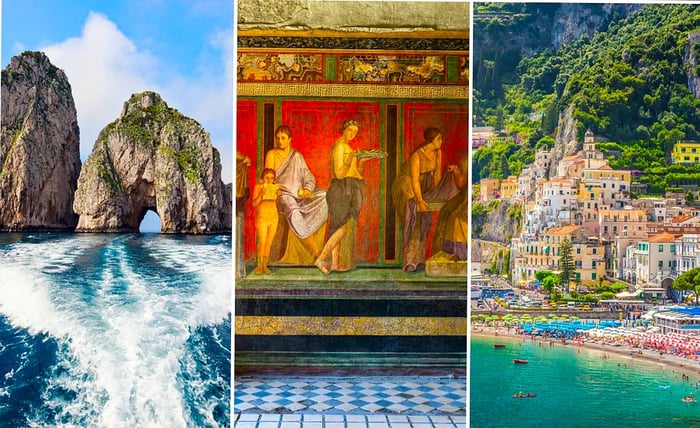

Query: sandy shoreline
left=471, top=326, right=700, bottom=381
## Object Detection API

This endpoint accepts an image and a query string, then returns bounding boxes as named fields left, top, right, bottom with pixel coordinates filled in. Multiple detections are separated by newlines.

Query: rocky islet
left=1, top=51, right=231, bottom=233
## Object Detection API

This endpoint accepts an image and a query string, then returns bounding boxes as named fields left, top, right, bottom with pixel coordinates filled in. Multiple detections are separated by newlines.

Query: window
left=659, top=244, right=663, bottom=252
left=671, top=244, right=676, bottom=252
left=577, top=248, right=581, bottom=254
left=576, top=261, right=582, bottom=268
left=685, top=156, right=690, bottom=161
left=592, top=248, right=597, bottom=255
left=658, top=260, right=663, bottom=269
left=592, top=273, right=597, bottom=280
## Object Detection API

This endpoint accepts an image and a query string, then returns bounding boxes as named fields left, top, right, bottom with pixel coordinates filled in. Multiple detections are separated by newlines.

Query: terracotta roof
left=549, top=177, right=573, bottom=184
left=544, top=225, right=581, bottom=236
left=648, top=232, right=678, bottom=243
left=671, top=214, right=695, bottom=223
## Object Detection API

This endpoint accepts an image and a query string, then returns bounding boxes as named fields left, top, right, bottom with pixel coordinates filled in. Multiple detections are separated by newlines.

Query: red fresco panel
left=236, top=101, right=259, bottom=261
left=281, top=101, right=382, bottom=263
left=403, top=102, right=468, bottom=256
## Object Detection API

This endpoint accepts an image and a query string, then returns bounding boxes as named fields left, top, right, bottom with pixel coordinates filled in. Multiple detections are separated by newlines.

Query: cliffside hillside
left=0, top=51, right=81, bottom=231
left=471, top=198, right=522, bottom=244
left=473, top=3, right=700, bottom=193
left=473, top=3, right=639, bottom=105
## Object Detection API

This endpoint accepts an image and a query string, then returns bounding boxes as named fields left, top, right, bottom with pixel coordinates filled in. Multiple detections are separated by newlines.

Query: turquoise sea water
left=471, top=335, right=700, bottom=428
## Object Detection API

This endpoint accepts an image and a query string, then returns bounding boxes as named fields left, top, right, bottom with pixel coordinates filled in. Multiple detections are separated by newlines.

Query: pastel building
left=675, top=234, right=700, bottom=273
left=631, top=198, right=666, bottom=222
left=573, top=237, right=607, bottom=286
left=541, top=177, right=578, bottom=227
left=634, top=232, right=678, bottom=286
left=671, top=141, right=700, bottom=164
left=579, top=165, right=631, bottom=208
left=533, top=147, right=551, bottom=179
left=517, top=166, right=536, bottom=201
left=479, top=177, right=500, bottom=201
left=499, top=176, right=519, bottom=199
left=512, top=224, right=605, bottom=288
left=601, top=206, right=648, bottom=279
left=512, top=225, right=584, bottom=282
left=581, top=129, right=608, bottom=169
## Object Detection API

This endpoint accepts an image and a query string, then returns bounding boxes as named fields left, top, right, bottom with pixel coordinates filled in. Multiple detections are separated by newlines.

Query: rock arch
left=74, top=91, right=231, bottom=233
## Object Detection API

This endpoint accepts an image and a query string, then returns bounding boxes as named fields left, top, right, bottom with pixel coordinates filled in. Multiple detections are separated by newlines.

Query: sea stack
left=74, top=91, right=231, bottom=233
left=0, top=51, right=81, bottom=231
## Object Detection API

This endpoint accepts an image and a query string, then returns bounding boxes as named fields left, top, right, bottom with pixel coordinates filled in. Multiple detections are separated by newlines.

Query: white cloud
left=41, top=12, right=232, bottom=184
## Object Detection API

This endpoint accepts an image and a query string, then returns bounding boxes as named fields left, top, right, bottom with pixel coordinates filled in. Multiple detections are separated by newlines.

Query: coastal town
left=472, top=127, right=700, bottom=384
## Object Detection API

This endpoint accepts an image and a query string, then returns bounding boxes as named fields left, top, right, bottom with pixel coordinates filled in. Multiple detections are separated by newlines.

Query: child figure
left=252, top=168, right=280, bottom=274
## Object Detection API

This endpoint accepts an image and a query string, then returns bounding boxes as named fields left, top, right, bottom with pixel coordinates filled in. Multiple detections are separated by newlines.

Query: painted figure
left=314, top=119, right=378, bottom=274
left=391, top=127, right=444, bottom=272
left=265, top=125, right=328, bottom=261
left=235, top=151, right=251, bottom=279
left=252, top=168, right=280, bottom=274
left=433, top=153, right=468, bottom=261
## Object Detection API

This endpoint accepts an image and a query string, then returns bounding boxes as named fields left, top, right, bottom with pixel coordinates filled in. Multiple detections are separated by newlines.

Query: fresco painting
left=235, top=23, right=468, bottom=278
left=280, top=101, right=382, bottom=265
left=237, top=53, right=325, bottom=81
left=237, top=99, right=467, bottom=272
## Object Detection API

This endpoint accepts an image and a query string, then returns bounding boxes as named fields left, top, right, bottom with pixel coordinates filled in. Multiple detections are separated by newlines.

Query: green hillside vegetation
left=474, top=3, right=700, bottom=193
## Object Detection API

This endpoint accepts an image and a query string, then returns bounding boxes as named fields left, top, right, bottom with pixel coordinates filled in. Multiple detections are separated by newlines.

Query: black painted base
left=235, top=267, right=467, bottom=373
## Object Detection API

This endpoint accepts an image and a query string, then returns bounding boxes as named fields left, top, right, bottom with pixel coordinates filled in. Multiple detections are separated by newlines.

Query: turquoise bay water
left=471, top=335, right=700, bottom=428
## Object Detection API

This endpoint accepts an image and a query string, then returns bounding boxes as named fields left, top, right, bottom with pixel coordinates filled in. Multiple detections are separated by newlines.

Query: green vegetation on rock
left=474, top=3, right=700, bottom=194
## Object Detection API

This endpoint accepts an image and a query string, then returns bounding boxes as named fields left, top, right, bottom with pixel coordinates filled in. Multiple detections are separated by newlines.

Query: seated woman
left=265, top=125, right=328, bottom=263
left=432, top=152, right=468, bottom=262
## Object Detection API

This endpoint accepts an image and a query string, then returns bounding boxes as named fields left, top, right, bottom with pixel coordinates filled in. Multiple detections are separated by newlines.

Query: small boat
left=513, top=359, right=529, bottom=364
left=494, top=344, right=507, bottom=348
left=682, top=396, right=696, bottom=403
left=513, top=393, right=537, bottom=398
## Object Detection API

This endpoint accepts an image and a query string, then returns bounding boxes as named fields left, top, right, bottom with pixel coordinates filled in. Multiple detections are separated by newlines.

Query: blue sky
left=2, top=0, right=233, bottom=231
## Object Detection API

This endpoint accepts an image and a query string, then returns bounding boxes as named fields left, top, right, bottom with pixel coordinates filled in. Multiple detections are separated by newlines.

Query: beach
left=471, top=324, right=700, bottom=382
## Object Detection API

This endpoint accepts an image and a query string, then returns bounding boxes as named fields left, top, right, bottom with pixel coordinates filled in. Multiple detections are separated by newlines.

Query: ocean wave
left=0, top=234, right=231, bottom=427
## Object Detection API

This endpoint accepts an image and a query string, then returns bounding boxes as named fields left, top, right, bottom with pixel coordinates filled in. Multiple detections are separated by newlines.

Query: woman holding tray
left=314, top=119, right=384, bottom=274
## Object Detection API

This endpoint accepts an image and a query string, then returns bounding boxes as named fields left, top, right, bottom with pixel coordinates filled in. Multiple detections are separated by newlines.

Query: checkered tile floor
left=234, top=413, right=467, bottom=428
left=233, top=376, right=466, bottom=416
